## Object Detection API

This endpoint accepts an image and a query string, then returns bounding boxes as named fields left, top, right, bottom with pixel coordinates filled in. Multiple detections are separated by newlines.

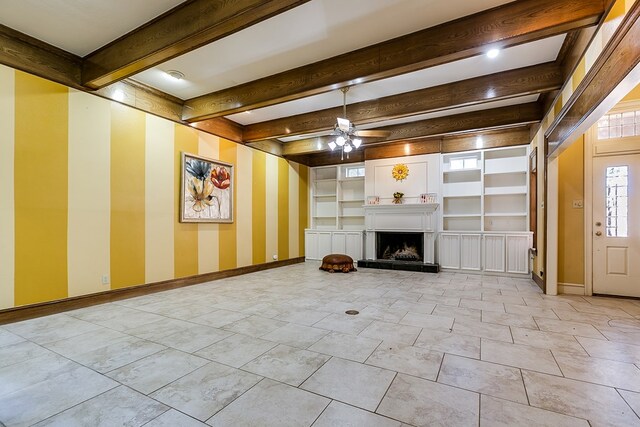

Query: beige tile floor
left=1, top=262, right=640, bottom=426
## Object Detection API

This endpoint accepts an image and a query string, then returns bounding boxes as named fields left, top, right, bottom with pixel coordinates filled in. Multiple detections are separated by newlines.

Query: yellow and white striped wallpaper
left=0, top=66, right=309, bottom=309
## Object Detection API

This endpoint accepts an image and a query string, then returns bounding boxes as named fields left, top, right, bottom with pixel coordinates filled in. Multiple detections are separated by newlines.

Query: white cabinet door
left=506, top=234, right=531, bottom=274
left=332, top=233, right=346, bottom=254
left=317, top=232, right=333, bottom=259
left=484, top=234, right=505, bottom=272
left=345, top=232, right=363, bottom=260
left=305, top=230, right=363, bottom=260
left=304, top=231, right=318, bottom=260
left=439, top=233, right=460, bottom=269
left=460, top=234, right=482, bottom=271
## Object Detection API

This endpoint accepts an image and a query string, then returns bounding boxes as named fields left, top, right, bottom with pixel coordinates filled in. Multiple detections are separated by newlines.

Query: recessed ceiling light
left=165, top=70, right=185, bottom=80
left=245, top=111, right=252, bottom=114
left=113, top=89, right=125, bottom=102
left=487, top=49, right=500, bottom=59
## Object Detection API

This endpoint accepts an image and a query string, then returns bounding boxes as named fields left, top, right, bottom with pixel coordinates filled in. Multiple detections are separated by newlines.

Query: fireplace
left=360, top=203, right=439, bottom=272
left=376, top=232, right=423, bottom=262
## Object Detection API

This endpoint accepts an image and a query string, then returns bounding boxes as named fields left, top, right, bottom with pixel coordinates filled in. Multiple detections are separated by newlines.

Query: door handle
left=595, top=221, right=602, bottom=226
left=595, top=231, right=602, bottom=236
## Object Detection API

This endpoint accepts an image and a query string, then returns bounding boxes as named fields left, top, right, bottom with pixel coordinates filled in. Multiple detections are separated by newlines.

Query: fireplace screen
left=376, top=232, right=423, bottom=262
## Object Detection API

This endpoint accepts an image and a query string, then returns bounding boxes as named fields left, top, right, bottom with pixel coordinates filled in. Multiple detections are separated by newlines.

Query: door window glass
left=598, top=110, right=640, bottom=139
left=605, top=166, right=628, bottom=237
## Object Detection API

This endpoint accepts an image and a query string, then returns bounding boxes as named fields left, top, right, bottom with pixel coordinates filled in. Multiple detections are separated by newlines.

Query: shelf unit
left=440, top=146, right=532, bottom=275
left=483, top=147, right=529, bottom=233
left=310, top=163, right=366, bottom=230
left=311, top=167, right=338, bottom=229
left=307, top=164, right=366, bottom=261
left=441, top=146, right=529, bottom=232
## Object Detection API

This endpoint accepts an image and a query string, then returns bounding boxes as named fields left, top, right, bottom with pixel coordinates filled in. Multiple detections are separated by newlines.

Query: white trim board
left=558, top=282, right=585, bottom=295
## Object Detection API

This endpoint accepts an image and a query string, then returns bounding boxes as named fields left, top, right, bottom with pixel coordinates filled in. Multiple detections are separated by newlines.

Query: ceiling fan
left=329, top=87, right=390, bottom=160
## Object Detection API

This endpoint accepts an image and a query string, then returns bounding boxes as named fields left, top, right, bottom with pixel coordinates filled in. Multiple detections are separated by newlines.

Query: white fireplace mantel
left=363, top=203, right=439, bottom=264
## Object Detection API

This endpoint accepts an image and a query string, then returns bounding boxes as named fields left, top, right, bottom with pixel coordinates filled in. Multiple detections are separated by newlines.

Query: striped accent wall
left=0, top=66, right=309, bottom=309
left=531, top=0, right=637, bottom=276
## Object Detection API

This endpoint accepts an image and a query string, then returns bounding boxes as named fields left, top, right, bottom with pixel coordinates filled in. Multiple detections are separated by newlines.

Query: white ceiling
left=132, top=0, right=514, bottom=98
left=0, top=0, right=185, bottom=56
left=0, top=0, right=566, bottom=145
left=227, top=35, right=565, bottom=126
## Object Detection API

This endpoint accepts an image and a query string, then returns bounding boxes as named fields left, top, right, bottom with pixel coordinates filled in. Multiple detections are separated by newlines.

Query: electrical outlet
left=101, top=275, right=110, bottom=285
left=572, top=199, right=584, bottom=208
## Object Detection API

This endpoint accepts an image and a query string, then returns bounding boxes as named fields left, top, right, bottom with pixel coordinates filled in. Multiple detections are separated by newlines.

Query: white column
left=546, top=156, right=559, bottom=295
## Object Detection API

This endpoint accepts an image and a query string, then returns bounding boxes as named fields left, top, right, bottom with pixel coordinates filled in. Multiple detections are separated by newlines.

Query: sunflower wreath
left=391, top=163, right=409, bottom=182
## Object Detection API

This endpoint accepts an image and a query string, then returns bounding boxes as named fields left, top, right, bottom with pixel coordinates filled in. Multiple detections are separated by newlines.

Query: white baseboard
left=558, top=282, right=585, bottom=295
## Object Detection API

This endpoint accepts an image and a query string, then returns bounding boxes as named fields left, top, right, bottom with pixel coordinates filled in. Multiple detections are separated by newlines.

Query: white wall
left=364, top=154, right=440, bottom=204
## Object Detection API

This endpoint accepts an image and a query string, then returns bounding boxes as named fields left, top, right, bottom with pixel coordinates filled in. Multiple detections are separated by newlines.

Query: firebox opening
left=376, top=232, right=423, bottom=262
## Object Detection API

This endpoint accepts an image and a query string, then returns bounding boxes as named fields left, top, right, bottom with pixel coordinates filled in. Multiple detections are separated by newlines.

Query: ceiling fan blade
left=355, top=129, right=391, bottom=137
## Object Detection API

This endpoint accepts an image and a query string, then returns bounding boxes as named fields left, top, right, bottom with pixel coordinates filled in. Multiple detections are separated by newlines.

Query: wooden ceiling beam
left=546, top=1, right=640, bottom=155
left=82, top=0, right=311, bottom=89
left=183, top=0, right=605, bottom=121
left=361, top=127, right=531, bottom=161
left=242, top=62, right=562, bottom=142
left=288, top=127, right=532, bottom=166
left=191, top=117, right=245, bottom=143
left=0, top=23, right=249, bottom=143
left=441, top=127, right=531, bottom=153
left=283, top=103, right=542, bottom=156
left=363, top=139, right=441, bottom=162
left=0, top=23, right=82, bottom=89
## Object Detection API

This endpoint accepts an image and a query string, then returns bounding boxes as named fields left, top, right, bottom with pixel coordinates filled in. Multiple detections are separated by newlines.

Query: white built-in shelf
left=443, top=214, right=481, bottom=218
left=484, top=187, right=527, bottom=195
left=311, top=163, right=365, bottom=230
left=441, top=146, right=529, bottom=232
left=484, top=170, right=527, bottom=176
left=443, top=194, right=482, bottom=199
left=443, top=168, right=482, bottom=174
left=484, top=212, right=527, bottom=217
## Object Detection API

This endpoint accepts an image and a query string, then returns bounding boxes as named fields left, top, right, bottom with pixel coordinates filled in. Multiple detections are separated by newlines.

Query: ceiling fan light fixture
left=352, top=138, right=362, bottom=148
left=328, top=141, right=337, bottom=151
left=336, top=136, right=346, bottom=146
left=344, top=144, right=352, bottom=153
left=337, top=117, right=350, bottom=132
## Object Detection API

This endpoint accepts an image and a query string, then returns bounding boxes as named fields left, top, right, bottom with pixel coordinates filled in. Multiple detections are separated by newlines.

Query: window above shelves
left=343, top=165, right=365, bottom=178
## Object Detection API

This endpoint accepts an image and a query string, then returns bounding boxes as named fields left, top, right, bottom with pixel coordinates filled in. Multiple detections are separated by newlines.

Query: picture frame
left=180, top=152, right=234, bottom=223
left=367, top=195, right=380, bottom=205
left=420, top=193, right=438, bottom=203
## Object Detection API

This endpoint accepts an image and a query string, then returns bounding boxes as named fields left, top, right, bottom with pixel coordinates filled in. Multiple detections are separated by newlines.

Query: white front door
left=593, top=154, right=640, bottom=296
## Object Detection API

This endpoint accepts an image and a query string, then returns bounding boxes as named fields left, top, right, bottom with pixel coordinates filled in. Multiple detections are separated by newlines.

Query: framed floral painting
left=180, top=152, right=233, bottom=223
